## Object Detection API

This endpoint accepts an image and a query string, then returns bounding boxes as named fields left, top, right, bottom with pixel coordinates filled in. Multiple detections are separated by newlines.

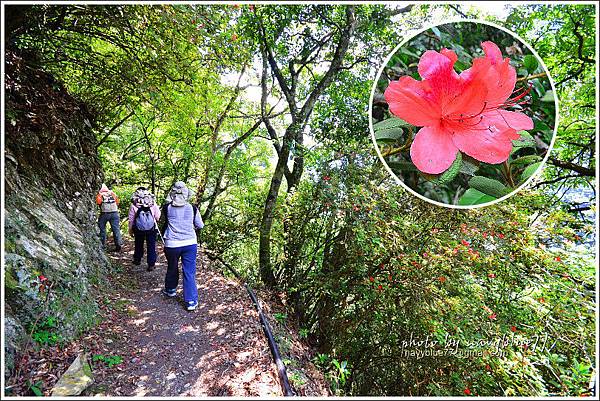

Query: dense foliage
left=6, top=3, right=596, bottom=396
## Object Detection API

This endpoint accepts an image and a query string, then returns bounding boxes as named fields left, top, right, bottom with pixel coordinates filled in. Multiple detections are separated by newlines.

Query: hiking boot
left=186, top=300, right=198, bottom=311
left=115, top=244, right=122, bottom=252
left=132, top=260, right=141, bottom=266
left=162, top=288, right=177, bottom=298
left=147, top=264, right=156, bottom=272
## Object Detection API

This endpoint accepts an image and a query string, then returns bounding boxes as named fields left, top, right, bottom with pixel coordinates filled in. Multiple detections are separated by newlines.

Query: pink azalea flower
left=384, top=41, right=534, bottom=174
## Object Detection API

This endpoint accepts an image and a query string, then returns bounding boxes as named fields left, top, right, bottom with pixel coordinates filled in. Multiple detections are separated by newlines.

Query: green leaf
left=523, top=54, right=539, bottom=73
left=430, top=152, right=462, bottom=185
left=511, top=155, right=542, bottom=167
left=30, top=384, right=43, bottom=397
left=373, top=117, right=411, bottom=132
left=458, top=188, right=497, bottom=206
left=512, top=131, right=536, bottom=150
left=468, top=176, right=511, bottom=198
left=459, top=159, right=479, bottom=176
left=520, top=161, right=542, bottom=182
left=387, top=160, right=418, bottom=173
left=540, top=90, right=555, bottom=102
left=400, top=47, right=420, bottom=59
left=375, top=127, right=404, bottom=143
left=533, top=120, right=552, bottom=131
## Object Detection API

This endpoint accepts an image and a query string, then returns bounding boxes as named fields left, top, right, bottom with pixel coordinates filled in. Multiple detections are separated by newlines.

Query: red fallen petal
left=410, top=124, right=458, bottom=174
left=385, top=77, right=440, bottom=126
left=497, top=110, right=534, bottom=131
left=481, top=41, right=503, bottom=64
left=451, top=112, right=517, bottom=164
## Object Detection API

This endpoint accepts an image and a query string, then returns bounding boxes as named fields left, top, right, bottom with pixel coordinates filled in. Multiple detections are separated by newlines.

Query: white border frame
left=1, top=3, right=597, bottom=400
left=368, top=18, right=560, bottom=209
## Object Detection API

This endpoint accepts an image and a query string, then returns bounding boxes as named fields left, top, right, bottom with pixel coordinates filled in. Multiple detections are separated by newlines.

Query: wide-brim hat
left=169, top=181, right=190, bottom=207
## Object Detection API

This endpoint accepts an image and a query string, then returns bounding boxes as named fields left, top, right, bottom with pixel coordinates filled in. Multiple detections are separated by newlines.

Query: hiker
left=160, top=181, right=204, bottom=311
left=128, top=187, right=161, bottom=271
left=96, top=184, right=123, bottom=251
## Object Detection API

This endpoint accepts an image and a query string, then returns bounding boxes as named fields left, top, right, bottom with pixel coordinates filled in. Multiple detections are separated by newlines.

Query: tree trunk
left=259, top=127, right=297, bottom=286
left=258, top=6, right=357, bottom=287
left=195, top=128, right=218, bottom=205
left=150, top=156, right=156, bottom=194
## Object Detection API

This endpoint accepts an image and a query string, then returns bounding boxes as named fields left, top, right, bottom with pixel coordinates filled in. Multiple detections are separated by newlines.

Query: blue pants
left=164, top=244, right=198, bottom=303
left=133, top=229, right=157, bottom=266
left=98, top=212, right=123, bottom=247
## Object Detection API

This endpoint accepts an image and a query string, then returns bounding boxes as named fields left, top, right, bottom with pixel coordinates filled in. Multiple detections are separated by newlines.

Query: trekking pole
left=153, top=216, right=165, bottom=244
left=195, top=202, right=204, bottom=271
left=153, top=216, right=166, bottom=262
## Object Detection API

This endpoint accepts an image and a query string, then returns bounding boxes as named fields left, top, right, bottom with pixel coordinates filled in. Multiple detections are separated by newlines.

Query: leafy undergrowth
left=254, top=288, right=332, bottom=396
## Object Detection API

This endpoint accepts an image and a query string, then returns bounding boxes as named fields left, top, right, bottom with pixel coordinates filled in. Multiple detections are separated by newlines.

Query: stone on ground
left=51, top=354, right=94, bottom=396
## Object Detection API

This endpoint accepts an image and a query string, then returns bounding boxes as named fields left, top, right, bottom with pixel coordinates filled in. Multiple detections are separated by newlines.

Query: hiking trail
left=83, top=240, right=282, bottom=396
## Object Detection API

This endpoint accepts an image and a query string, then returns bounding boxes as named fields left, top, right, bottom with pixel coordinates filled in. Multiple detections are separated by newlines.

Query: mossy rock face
left=3, top=50, right=110, bottom=382
left=4, top=188, right=110, bottom=341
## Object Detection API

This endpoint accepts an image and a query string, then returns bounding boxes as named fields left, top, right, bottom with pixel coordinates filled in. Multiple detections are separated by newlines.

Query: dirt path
left=85, top=240, right=281, bottom=396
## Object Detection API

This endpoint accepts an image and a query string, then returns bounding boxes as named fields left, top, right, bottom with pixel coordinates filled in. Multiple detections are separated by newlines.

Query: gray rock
left=51, top=354, right=94, bottom=396
left=4, top=306, right=26, bottom=379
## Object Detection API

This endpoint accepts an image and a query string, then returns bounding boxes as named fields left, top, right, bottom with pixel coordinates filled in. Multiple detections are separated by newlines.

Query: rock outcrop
left=4, top=50, right=110, bottom=379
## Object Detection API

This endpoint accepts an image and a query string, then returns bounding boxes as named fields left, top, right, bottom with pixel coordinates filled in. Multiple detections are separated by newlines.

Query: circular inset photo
left=370, top=21, right=557, bottom=208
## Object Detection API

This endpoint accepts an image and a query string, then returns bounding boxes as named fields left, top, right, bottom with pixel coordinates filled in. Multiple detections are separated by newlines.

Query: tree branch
left=96, top=110, right=134, bottom=148
left=261, top=49, right=282, bottom=155
left=548, top=157, right=595, bottom=177
left=258, top=20, right=298, bottom=114
left=298, top=5, right=357, bottom=124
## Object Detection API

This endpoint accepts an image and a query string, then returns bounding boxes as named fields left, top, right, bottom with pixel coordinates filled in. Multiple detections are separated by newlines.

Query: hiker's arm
left=128, top=205, right=136, bottom=234
left=152, top=204, right=161, bottom=221
left=194, top=210, right=204, bottom=230
left=113, top=192, right=120, bottom=205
